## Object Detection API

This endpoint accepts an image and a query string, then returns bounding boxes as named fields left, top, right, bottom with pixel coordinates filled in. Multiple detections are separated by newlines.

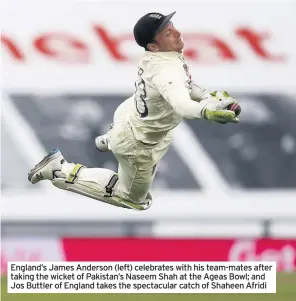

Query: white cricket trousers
left=54, top=97, right=173, bottom=209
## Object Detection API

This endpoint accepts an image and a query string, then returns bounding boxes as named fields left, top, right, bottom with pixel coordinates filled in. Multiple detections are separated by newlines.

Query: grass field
left=1, top=274, right=296, bottom=301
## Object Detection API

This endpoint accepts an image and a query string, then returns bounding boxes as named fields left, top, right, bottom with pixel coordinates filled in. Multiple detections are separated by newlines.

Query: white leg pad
left=51, top=178, right=152, bottom=211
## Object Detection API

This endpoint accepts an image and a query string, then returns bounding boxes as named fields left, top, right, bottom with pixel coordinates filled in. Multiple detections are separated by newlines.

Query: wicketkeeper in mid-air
left=28, top=12, right=241, bottom=210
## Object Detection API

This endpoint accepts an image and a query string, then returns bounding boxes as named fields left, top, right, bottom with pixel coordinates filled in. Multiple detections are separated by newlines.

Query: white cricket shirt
left=128, top=51, right=209, bottom=144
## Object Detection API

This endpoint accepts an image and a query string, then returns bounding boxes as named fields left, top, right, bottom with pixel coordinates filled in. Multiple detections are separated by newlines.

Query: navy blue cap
left=133, top=12, right=176, bottom=48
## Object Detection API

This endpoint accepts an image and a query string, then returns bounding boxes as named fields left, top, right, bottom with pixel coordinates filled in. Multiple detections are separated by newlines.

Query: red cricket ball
left=227, top=103, right=241, bottom=116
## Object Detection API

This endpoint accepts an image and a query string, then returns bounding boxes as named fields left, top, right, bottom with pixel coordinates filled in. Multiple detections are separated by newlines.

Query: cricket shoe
left=95, top=134, right=110, bottom=152
left=28, top=148, right=65, bottom=184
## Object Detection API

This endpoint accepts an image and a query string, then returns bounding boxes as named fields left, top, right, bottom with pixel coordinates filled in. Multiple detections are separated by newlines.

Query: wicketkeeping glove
left=200, top=97, right=240, bottom=124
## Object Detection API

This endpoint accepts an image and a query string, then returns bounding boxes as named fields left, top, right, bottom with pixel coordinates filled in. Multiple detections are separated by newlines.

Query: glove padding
left=200, top=97, right=240, bottom=124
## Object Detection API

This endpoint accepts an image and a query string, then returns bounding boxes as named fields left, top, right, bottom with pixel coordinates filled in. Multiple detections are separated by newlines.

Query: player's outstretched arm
left=151, top=66, right=239, bottom=124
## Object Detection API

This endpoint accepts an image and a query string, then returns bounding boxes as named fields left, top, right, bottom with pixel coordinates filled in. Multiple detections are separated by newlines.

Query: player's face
left=151, top=22, right=184, bottom=52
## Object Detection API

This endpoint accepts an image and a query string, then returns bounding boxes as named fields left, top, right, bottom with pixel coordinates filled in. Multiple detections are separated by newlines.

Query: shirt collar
left=144, top=50, right=184, bottom=60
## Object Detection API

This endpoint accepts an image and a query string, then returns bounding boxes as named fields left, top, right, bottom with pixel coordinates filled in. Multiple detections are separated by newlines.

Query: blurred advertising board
left=2, top=0, right=295, bottom=93
left=2, top=238, right=295, bottom=274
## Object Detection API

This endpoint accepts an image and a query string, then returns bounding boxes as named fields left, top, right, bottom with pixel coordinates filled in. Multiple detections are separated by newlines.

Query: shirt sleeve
left=190, top=82, right=212, bottom=101
left=150, top=64, right=206, bottom=119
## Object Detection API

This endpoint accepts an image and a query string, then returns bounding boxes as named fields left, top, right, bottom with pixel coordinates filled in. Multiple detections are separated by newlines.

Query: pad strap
left=65, top=164, right=85, bottom=184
